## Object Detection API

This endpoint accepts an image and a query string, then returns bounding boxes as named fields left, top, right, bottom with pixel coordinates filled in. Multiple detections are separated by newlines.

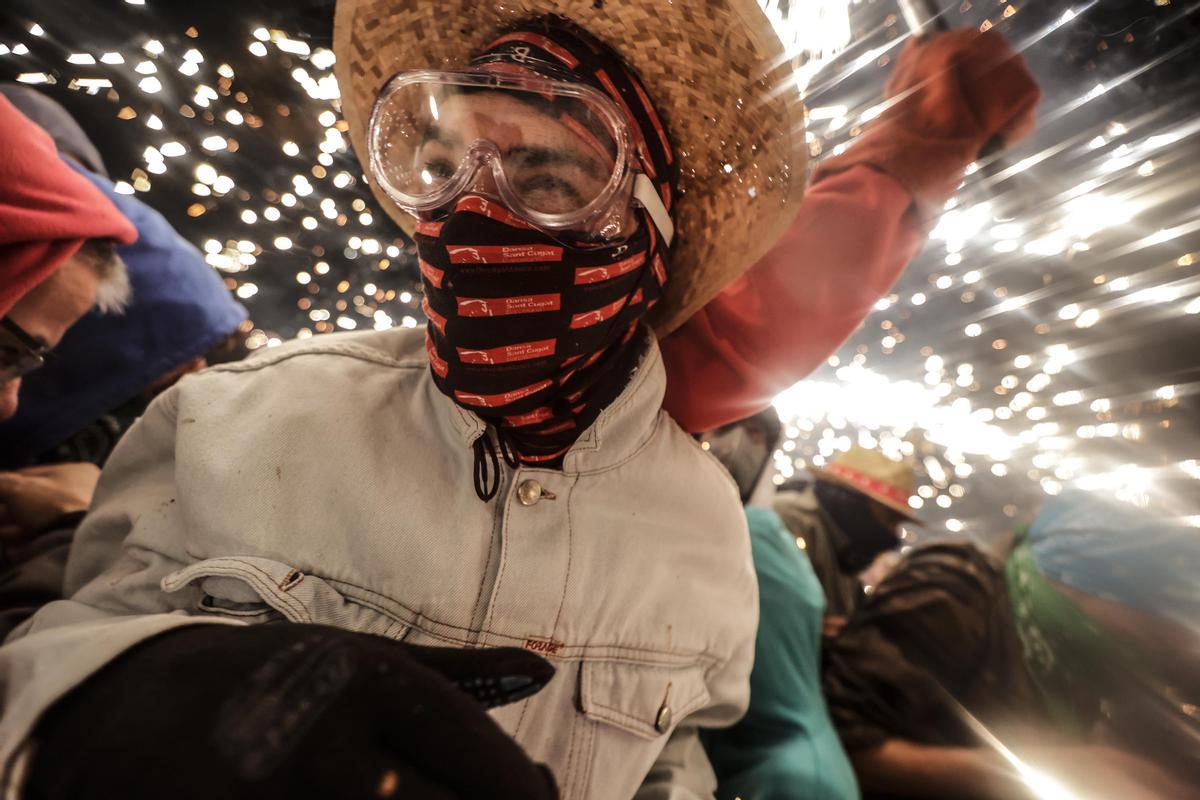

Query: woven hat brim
left=810, top=466, right=924, bottom=524
left=334, top=0, right=808, bottom=336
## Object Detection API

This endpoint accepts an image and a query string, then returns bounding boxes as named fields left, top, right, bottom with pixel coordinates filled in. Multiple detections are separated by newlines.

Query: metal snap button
left=654, top=703, right=672, bottom=733
left=517, top=479, right=543, bottom=507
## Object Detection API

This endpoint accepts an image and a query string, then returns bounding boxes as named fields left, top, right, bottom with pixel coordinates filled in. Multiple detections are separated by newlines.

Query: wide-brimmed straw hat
left=333, top=0, right=808, bottom=335
left=812, top=445, right=923, bottom=523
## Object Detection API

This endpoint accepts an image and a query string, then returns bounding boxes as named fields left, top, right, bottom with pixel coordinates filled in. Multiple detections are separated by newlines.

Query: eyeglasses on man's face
left=0, top=317, right=50, bottom=382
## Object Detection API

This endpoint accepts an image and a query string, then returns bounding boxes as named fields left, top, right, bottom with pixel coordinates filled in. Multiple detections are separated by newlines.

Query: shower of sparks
left=1, top=0, right=1197, bottom=535
left=767, top=0, right=1200, bottom=535
left=760, top=0, right=855, bottom=90
left=0, top=11, right=418, bottom=354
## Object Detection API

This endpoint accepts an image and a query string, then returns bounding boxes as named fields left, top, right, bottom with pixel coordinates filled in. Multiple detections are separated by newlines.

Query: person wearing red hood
left=0, top=95, right=137, bottom=423
left=0, top=97, right=137, bottom=559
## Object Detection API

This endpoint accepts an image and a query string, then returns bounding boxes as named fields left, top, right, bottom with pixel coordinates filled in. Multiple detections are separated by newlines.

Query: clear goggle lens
left=368, top=70, right=636, bottom=234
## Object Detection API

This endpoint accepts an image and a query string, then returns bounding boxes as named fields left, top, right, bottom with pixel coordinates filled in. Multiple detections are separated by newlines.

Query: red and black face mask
left=414, top=16, right=676, bottom=500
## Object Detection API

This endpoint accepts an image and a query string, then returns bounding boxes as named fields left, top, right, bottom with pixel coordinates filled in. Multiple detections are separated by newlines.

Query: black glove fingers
left=400, top=644, right=555, bottom=698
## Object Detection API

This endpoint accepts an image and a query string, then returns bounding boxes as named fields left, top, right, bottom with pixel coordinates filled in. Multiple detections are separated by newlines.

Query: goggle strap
left=633, top=173, right=674, bottom=248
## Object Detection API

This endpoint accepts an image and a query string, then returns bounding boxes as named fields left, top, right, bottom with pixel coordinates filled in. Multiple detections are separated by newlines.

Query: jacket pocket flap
left=579, top=660, right=710, bottom=740
left=162, top=556, right=406, bottom=639
left=163, top=556, right=309, bottom=621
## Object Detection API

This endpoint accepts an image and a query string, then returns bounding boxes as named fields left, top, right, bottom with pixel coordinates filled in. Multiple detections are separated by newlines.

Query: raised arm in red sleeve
left=661, top=165, right=919, bottom=433
left=660, top=29, right=1040, bottom=433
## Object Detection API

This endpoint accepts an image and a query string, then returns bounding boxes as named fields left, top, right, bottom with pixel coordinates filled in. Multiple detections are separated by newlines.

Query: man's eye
left=515, top=174, right=585, bottom=209
left=422, top=159, right=456, bottom=180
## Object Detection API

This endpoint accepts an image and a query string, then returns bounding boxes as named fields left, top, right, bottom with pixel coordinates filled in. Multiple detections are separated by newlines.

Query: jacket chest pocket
left=579, top=660, right=710, bottom=740
left=161, top=556, right=409, bottom=640
left=554, top=659, right=710, bottom=797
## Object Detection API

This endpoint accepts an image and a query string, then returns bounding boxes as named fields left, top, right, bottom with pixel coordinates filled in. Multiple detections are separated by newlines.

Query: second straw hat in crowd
left=812, top=445, right=923, bottom=523
left=333, top=0, right=808, bottom=335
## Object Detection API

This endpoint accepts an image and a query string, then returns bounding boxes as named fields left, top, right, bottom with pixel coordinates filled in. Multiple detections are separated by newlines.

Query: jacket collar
left=433, top=326, right=666, bottom=475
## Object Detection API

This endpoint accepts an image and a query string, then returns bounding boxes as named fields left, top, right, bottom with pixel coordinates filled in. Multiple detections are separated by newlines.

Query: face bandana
left=814, top=479, right=901, bottom=573
left=414, top=16, right=676, bottom=500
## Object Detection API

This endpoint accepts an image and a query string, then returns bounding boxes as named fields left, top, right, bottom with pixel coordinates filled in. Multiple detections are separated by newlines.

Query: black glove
left=26, top=622, right=558, bottom=799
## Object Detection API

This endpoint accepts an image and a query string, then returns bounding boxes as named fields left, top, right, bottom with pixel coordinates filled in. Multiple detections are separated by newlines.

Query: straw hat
left=333, top=0, right=808, bottom=335
left=812, top=445, right=923, bottom=523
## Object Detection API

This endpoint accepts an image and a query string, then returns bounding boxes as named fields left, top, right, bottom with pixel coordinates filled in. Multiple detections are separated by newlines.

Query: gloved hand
left=26, top=622, right=559, bottom=800
left=814, top=28, right=1041, bottom=216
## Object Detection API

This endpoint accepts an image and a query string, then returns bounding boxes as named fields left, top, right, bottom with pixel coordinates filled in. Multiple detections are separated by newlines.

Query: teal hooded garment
left=704, top=507, right=859, bottom=800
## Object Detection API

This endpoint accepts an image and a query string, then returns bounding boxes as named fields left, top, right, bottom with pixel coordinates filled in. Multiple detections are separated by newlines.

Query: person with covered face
left=0, top=3, right=817, bottom=797
left=774, top=446, right=921, bottom=620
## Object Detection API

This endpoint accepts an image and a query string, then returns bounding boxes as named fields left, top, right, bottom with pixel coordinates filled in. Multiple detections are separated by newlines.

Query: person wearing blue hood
left=0, top=88, right=248, bottom=472
left=0, top=87, right=246, bottom=636
left=0, top=157, right=247, bottom=472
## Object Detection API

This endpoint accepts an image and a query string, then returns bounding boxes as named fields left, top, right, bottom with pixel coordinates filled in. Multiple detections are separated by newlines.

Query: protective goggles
left=0, top=317, right=50, bottom=382
left=367, top=68, right=673, bottom=244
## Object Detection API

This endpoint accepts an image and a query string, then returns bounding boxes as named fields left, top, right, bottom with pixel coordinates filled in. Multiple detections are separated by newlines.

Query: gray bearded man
left=0, top=2, right=813, bottom=798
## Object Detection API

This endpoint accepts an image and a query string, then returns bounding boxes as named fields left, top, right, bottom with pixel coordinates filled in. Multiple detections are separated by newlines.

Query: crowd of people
left=0, top=0, right=1195, bottom=797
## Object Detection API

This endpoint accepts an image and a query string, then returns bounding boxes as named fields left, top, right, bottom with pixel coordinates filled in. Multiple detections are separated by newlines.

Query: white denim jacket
left=0, top=327, right=757, bottom=799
